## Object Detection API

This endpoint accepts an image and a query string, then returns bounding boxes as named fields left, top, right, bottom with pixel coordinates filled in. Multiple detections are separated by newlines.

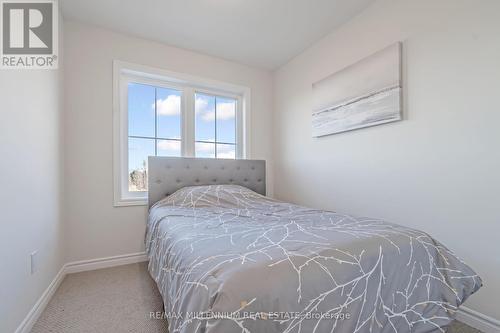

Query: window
left=195, top=93, right=237, bottom=159
left=127, top=83, right=182, bottom=192
left=113, top=61, right=250, bottom=206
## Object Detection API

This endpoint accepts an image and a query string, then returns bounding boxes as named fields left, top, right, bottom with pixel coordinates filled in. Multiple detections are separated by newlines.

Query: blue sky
left=128, top=83, right=236, bottom=172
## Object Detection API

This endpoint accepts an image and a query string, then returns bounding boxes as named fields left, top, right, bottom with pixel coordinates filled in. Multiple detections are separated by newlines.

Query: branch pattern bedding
left=145, top=185, right=481, bottom=333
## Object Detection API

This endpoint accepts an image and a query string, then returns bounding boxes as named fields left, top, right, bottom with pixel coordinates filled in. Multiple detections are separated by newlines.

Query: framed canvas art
left=312, top=42, right=402, bottom=137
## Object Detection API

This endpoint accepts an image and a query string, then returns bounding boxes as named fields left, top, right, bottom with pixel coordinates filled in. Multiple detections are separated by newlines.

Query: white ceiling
left=60, top=0, right=375, bottom=70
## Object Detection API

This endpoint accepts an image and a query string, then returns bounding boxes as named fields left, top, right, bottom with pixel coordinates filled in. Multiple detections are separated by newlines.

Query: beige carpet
left=31, top=262, right=481, bottom=333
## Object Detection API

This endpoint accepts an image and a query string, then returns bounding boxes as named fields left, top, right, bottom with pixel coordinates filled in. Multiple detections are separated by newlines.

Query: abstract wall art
left=312, top=42, right=402, bottom=137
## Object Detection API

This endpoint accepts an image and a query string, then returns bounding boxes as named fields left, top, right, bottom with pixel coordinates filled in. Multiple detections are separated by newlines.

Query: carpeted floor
left=31, top=262, right=481, bottom=333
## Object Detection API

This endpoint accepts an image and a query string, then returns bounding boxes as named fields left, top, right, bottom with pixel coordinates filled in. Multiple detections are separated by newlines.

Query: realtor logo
left=1, top=0, right=58, bottom=69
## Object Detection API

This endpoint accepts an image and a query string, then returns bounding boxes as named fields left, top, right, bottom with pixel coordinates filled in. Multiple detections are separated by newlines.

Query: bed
left=145, top=157, right=481, bottom=333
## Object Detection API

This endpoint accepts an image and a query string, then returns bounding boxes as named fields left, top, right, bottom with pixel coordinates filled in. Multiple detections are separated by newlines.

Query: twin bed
left=145, top=157, right=481, bottom=333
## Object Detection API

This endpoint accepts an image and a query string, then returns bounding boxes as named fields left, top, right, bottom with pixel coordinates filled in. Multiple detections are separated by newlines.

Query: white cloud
left=195, top=97, right=235, bottom=122
left=217, top=144, right=236, bottom=159
left=217, top=151, right=235, bottom=159
left=194, top=142, right=235, bottom=158
left=154, top=95, right=181, bottom=116
left=195, top=97, right=208, bottom=114
left=195, top=141, right=214, bottom=153
left=157, top=140, right=180, bottom=151
left=213, top=102, right=236, bottom=120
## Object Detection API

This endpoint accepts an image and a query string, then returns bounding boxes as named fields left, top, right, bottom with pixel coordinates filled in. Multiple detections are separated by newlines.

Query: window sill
left=113, top=197, right=148, bottom=207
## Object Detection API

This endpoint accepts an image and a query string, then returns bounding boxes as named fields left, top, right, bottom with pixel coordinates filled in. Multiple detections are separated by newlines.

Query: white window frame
left=113, top=60, right=251, bottom=207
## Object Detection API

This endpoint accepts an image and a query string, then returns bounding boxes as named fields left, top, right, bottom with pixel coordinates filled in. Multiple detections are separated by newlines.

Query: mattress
left=145, top=185, right=481, bottom=333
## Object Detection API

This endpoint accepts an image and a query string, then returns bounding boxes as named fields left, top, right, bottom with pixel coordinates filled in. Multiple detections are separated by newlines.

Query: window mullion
left=183, top=87, right=195, bottom=157
left=154, top=88, right=158, bottom=156
left=236, top=97, right=244, bottom=159
left=214, top=96, right=217, bottom=158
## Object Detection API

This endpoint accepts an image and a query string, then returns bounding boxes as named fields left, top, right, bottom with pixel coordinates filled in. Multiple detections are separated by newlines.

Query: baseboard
left=14, top=266, right=66, bottom=333
left=15, top=252, right=148, bottom=333
left=457, top=306, right=500, bottom=333
left=64, top=252, right=148, bottom=274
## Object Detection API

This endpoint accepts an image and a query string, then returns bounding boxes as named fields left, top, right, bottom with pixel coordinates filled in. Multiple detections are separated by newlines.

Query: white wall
left=0, top=16, right=65, bottom=333
left=63, top=21, right=274, bottom=262
left=273, top=0, right=500, bottom=322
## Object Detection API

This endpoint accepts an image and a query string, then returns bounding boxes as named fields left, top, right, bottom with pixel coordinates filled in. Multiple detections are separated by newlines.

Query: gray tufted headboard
left=147, top=156, right=266, bottom=207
